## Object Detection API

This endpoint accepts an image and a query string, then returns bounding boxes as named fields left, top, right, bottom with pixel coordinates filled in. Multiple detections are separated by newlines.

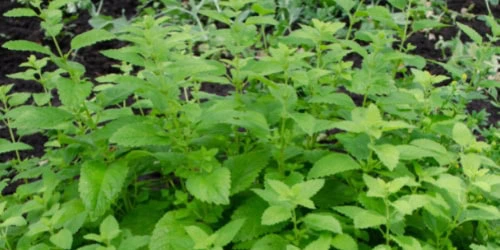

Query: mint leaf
left=225, top=150, right=270, bottom=195
left=369, top=144, right=399, bottom=171
left=71, top=29, right=116, bottom=50
left=6, top=106, right=73, bottom=130
left=2, top=40, right=52, bottom=55
left=3, top=8, right=38, bottom=17
left=50, top=229, right=73, bottom=249
left=0, top=139, right=33, bottom=154
left=79, top=160, right=129, bottom=220
left=308, top=153, right=361, bottom=179
left=100, top=215, right=120, bottom=242
left=110, top=122, right=171, bottom=147
left=186, top=167, right=231, bottom=205
left=303, top=213, right=342, bottom=233
left=262, top=205, right=291, bottom=225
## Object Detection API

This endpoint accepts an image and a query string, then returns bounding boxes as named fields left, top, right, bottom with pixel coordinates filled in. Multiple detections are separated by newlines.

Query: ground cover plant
left=0, top=0, right=499, bottom=249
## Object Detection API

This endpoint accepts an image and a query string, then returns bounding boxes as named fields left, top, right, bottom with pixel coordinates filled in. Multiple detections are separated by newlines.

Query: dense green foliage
left=1, top=0, right=499, bottom=249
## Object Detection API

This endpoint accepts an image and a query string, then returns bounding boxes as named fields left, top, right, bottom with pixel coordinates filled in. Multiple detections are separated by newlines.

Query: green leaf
left=460, top=203, right=500, bottom=223
left=50, top=229, right=73, bottom=249
left=110, top=122, right=171, bottom=147
left=6, top=106, right=73, bottom=130
left=303, top=213, right=342, bottom=233
left=250, top=234, right=287, bottom=250
left=304, top=234, right=331, bottom=250
left=79, top=160, right=129, bottom=220
left=186, top=167, right=231, bottom=205
left=246, top=16, right=278, bottom=25
left=0, top=216, right=27, bottom=227
left=354, top=210, right=386, bottom=229
left=336, top=0, right=356, bottom=12
left=388, top=0, right=407, bottom=10
left=185, top=225, right=212, bottom=249
left=4, top=8, right=38, bottom=17
left=457, top=22, right=482, bottom=44
left=369, top=144, right=399, bottom=171
left=100, top=215, right=120, bottom=242
left=8, top=92, right=31, bottom=107
left=213, top=219, right=245, bottom=247
left=149, top=211, right=195, bottom=250
left=232, top=197, right=285, bottom=242
left=292, top=179, right=325, bottom=202
left=225, top=151, right=270, bottom=195
left=392, top=195, right=429, bottom=215
left=56, top=78, right=92, bottom=108
left=452, top=122, right=475, bottom=147
left=392, top=235, right=422, bottom=250
left=331, top=234, right=358, bottom=250
left=308, top=152, right=361, bottom=179
left=0, top=139, right=33, bottom=154
left=461, top=153, right=481, bottom=179
left=2, top=40, right=52, bottom=55
left=71, top=29, right=116, bottom=50
left=412, top=20, right=447, bottom=32
left=363, top=174, right=386, bottom=198
left=262, top=205, right=291, bottom=225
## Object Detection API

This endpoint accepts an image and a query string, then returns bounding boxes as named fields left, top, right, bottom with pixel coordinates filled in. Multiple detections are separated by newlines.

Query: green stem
left=51, top=36, right=65, bottom=59
left=291, top=209, right=300, bottom=245
left=399, top=0, right=413, bottom=51
left=383, top=197, right=391, bottom=246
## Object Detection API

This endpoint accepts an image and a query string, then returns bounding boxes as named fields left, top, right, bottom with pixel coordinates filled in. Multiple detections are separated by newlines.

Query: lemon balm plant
left=1, top=0, right=499, bottom=249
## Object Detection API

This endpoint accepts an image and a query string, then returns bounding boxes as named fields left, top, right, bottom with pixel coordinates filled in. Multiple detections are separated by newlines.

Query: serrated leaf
left=250, top=234, right=287, bottom=250
left=331, top=234, right=358, bottom=250
left=56, top=78, right=92, bottom=108
left=292, top=179, right=325, bottom=201
left=457, top=22, right=482, bottom=44
left=2, top=40, right=52, bottom=55
left=453, top=123, right=475, bottom=147
left=392, top=235, right=422, bottom=250
left=336, top=0, right=356, bottom=12
left=79, top=160, right=129, bottom=220
left=149, top=211, right=195, bottom=250
left=186, top=167, right=231, bottom=205
left=185, top=226, right=212, bottom=249
left=6, top=106, right=73, bottom=130
left=232, top=197, right=285, bottom=242
left=50, top=229, right=73, bottom=249
left=308, top=152, right=360, bottom=179
left=0, top=216, right=27, bottom=227
left=246, top=15, right=278, bottom=25
left=71, top=29, right=116, bottom=50
left=0, top=139, right=33, bottom=154
left=100, top=215, right=120, bottom=241
left=4, top=8, right=38, bottom=17
left=370, top=144, right=399, bottom=171
left=304, top=234, right=331, bottom=250
left=363, top=174, right=386, bottom=198
left=460, top=203, right=500, bottom=223
left=412, top=20, right=447, bottom=32
left=262, top=205, right=291, bottom=225
left=354, top=210, right=386, bottom=229
left=391, top=194, right=429, bottom=215
left=225, top=151, right=269, bottom=195
left=303, top=213, right=342, bottom=233
left=214, top=219, right=245, bottom=247
left=110, top=122, right=171, bottom=147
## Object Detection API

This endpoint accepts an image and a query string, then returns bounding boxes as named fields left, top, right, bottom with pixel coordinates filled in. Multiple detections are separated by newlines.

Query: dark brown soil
left=0, top=0, right=498, bottom=165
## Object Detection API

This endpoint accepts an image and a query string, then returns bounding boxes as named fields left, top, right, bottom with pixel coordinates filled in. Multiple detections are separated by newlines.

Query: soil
left=0, top=0, right=498, bottom=164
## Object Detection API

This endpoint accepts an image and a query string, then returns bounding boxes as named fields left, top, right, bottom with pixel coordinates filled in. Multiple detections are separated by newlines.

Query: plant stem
left=399, top=0, right=413, bottom=51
